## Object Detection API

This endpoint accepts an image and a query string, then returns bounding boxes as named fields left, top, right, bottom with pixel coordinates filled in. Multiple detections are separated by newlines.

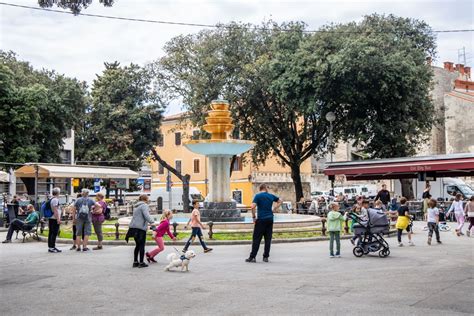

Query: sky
left=1, top=0, right=473, bottom=115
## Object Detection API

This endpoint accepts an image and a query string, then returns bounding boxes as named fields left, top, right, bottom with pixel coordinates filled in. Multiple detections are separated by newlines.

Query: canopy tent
left=0, top=170, right=9, bottom=182
left=15, top=164, right=139, bottom=179
left=324, top=153, right=474, bottom=181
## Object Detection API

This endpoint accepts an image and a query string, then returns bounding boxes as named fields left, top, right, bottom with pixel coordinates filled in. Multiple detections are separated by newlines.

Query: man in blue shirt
left=246, top=183, right=282, bottom=263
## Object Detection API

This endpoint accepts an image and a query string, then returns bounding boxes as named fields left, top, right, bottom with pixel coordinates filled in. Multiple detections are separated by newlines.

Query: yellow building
left=151, top=113, right=313, bottom=206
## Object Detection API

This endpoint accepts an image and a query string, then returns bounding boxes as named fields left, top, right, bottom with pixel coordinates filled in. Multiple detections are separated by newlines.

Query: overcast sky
left=1, top=0, right=473, bottom=114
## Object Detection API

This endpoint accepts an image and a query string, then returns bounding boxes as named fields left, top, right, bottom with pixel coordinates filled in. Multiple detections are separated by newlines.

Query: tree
left=152, top=22, right=335, bottom=202
left=38, top=0, right=114, bottom=15
left=75, top=62, right=165, bottom=195
left=0, top=51, right=88, bottom=164
left=312, top=14, right=436, bottom=198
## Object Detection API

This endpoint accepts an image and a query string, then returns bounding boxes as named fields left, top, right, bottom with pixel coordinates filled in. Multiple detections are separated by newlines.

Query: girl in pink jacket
left=146, top=210, right=176, bottom=263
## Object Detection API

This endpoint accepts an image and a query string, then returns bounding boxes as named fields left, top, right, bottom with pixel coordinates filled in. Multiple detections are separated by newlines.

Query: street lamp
left=325, top=112, right=335, bottom=197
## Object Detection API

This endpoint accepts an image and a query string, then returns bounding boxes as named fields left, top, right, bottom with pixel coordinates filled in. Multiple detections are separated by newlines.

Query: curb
left=37, top=230, right=397, bottom=246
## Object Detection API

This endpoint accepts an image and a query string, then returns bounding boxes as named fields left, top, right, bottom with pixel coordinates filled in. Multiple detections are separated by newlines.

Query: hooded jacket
left=327, top=211, right=346, bottom=232
left=129, top=201, right=155, bottom=231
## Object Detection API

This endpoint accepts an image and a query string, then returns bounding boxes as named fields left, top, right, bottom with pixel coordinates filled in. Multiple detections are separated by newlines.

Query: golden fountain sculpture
left=184, top=100, right=255, bottom=222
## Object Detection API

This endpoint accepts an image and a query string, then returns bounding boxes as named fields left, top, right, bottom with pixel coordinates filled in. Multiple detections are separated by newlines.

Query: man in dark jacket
left=375, top=184, right=391, bottom=206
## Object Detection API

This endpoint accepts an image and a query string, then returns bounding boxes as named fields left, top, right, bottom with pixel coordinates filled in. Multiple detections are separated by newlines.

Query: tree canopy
left=0, top=51, right=88, bottom=164
left=38, top=0, right=114, bottom=15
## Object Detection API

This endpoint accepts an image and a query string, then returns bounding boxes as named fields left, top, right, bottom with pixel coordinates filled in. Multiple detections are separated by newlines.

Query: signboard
left=110, top=178, right=128, bottom=189
left=72, top=178, right=80, bottom=187
left=94, top=178, right=101, bottom=193
left=232, top=190, right=243, bottom=204
left=143, top=179, right=151, bottom=192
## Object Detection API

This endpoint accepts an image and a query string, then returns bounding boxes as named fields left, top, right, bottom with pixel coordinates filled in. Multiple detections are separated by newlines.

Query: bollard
left=344, top=217, right=349, bottom=234
left=172, top=222, right=178, bottom=238
left=321, top=217, right=327, bottom=236
left=115, top=222, right=120, bottom=240
left=207, top=221, right=214, bottom=239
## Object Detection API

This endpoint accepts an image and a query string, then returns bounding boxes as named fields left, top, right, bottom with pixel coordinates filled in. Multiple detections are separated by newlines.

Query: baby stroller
left=351, top=208, right=390, bottom=258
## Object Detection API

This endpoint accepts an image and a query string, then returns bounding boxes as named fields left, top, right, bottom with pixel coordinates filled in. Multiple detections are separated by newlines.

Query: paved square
left=1, top=222, right=472, bottom=315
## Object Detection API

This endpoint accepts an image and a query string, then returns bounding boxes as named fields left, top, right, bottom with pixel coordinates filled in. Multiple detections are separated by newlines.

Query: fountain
left=184, top=100, right=255, bottom=222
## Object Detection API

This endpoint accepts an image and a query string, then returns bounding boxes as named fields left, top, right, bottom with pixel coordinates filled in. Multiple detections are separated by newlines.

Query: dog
left=164, top=250, right=196, bottom=272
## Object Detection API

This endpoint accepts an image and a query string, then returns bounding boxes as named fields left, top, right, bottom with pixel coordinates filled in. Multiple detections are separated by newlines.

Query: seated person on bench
left=2, top=204, right=39, bottom=243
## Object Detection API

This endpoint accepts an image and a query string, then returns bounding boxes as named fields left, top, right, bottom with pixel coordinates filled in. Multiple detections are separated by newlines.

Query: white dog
left=164, top=250, right=196, bottom=272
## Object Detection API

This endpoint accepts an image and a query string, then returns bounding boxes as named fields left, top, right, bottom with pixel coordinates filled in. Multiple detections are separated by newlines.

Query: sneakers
left=245, top=257, right=256, bottom=263
left=2, top=239, right=11, bottom=244
left=138, top=263, right=149, bottom=268
left=204, top=248, right=213, bottom=253
left=408, top=241, right=415, bottom=246
left=48, top=248, right=61, bottom=253
left=335, top=254, right=341, bottom=258
left=398, top=242, right=404, bottom=247
left=76, top=246, right=82, bottom=252
left=132, top=262, right=139, bottom=268
left=82, top=247, right=90, bottom=252
left=263, top=257, right=269, bottom=263
left=427, top=237, right=432, bottom=245
left=437, top=240, right=442, bottom=244
left=330, top=255, right=335, bottom=258
left=455, top=229, right=461, bottom=237
left=70, top=245, right=77, bottom=250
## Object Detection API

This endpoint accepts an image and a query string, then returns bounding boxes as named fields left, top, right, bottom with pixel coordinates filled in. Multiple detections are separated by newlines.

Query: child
left=182, top=201, right=212, bottom=253
left=146, top=209, right=176, bottom=263
left=327, top=202, right=347, bottom=258
left=465, top=196, right=474, bottom=237
left=426, top=198, right=442, bottom=245
left=447, top=193, right=465, bottom=236
left=396, top=197, right=414, bottom=247
left=349, top=204, right=362, bottom=245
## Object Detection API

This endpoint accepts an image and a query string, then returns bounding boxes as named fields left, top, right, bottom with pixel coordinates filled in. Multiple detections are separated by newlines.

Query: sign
left=72, top=178, right=80, bottom=187
left=144, top=179, right=151, bottom=192
left=110, top=178, right=128, bottom=189
left=94, top=178, right=101, bottom=193
left=232, top=190, right=243, bottom=204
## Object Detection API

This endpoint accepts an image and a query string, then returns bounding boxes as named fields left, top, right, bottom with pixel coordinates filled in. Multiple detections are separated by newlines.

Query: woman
left=92, top=192, right=106, bottom=250
left=464, top=196, right=474, bottom=237
left=126, top=194, right=155, bottom=268
left=447, top=193, right=465, bottom=236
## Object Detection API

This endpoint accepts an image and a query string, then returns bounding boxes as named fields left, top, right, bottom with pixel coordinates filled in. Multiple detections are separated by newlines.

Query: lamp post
left=325, top=112, right=335, bottom=197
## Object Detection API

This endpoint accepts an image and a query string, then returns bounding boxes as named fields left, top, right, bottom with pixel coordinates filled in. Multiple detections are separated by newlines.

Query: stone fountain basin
left=184, top=139, right=255, bottom=156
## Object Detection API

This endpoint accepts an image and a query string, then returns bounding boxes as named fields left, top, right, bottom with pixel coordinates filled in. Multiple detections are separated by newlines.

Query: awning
left=0, top=171, right=9, bottom=182
left=15, top=164, right=139, bottom=179
left=324, top=153, right=474, bottom=180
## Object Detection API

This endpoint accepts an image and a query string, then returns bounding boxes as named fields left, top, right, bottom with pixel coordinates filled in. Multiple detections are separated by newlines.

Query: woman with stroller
left=396, top=197, right=414, bottom=247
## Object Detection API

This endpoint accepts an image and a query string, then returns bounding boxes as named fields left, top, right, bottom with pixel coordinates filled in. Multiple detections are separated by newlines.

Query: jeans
left=249, top=219, right=273, bottom=258
left=183, top=227, right=208, bottom=251
left=329, top=231, right=341, bottom=256
left=48, top=219, right=60, bottom=249
left=148, top=236, right=165, bottom=258
left=427, top=222, right=440, bottom=242
left=133, top=229, right=147, bottom=263
left=6, top=219, right=32, bottom=240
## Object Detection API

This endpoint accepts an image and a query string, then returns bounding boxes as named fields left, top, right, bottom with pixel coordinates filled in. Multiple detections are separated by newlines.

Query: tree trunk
left=182, top=174, right=191, bottom=213
left=290, top=164, right=304, bottom=203
left=400, top=179, right=414, bottom=200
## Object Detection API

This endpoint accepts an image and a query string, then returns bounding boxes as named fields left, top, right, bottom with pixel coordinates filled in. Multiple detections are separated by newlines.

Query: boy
left=182, top=201, right=212, bottom=253
left=327, top=202, right=347, bottom=258
left=426, top=198, right=442, bottom=245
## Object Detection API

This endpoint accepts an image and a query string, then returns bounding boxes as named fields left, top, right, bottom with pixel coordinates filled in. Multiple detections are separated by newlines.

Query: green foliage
left=75, top=62, right=164, bottom=171
left=38, top=0, right=114, bottom=15
left=0, top=51, right=88, bottom=163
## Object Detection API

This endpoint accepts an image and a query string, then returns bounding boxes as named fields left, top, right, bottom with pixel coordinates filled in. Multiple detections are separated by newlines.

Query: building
left=151, top=114, right=313, bottom=206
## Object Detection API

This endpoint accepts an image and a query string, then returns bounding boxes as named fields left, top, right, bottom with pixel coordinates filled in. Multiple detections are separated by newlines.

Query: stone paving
left=0, top=222, right=472, bottom=315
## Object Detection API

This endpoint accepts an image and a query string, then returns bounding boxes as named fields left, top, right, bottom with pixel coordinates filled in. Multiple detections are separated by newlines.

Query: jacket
left=129, top=201, right=155, bottom=231
left=155, top=219, right=174, bottom=238
left=327, top=211, right=346, bottom=232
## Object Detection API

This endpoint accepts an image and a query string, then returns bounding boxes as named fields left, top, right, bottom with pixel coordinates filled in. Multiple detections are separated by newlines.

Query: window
left=158, top=164, right=164, bottom=175
left=175, top=132, right=181, bottom=146
left=232, top=156, right=243, bottom=172
left=60, top=150, right=72, bottom=164
left=192, top=130, right=200, bottom=140
left=175, top=160, right=182, bottom=174
left=157, top=133, right=164, bottom=147
left=193, top=159, right=200, bottom=173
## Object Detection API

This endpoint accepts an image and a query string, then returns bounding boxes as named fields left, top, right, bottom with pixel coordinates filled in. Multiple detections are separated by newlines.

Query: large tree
left=152, top=22, right=336, bottom=202
left=0, top=51, right=88, bottom=164
left=38, top=0, right=114, bottom=14
left=312, top=14, right=437, bottom=198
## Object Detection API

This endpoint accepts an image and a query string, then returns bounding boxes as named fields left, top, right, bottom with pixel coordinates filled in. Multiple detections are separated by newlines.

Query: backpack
left=41, top=199, right=53, bottom=218
left=78, top=199, right=90, bottom=221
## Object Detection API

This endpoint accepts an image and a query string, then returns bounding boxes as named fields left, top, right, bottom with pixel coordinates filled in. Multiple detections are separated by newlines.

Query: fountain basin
left=184, top=139, right=255, bottom=156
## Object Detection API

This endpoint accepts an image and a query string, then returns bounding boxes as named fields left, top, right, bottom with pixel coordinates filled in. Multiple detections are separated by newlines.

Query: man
left=73, top=189, right=96, bottom=252
left=2, top=204, right=39, bottom=243
left=375, top=184, right=391, bottom=206
left=48, top=187, right=62, bottom=253
left=246, top=184, right=282, bottom=263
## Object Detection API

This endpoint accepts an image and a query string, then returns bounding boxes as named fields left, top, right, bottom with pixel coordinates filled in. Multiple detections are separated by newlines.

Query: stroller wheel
left=384, top=249, right=390, bottom=257
left=353, top=246, right=364, bottom=257
left=378, top=249, right=390, bottom=258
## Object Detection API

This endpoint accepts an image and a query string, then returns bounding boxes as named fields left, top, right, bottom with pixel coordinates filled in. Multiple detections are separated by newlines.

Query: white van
left=334, top=186, right=358, bottom=200
left=150, top=187, right=204, bottom=211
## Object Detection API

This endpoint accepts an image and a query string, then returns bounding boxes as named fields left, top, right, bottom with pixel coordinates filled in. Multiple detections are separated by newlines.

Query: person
left=396, top=197, right=414, bottom=247
left=69, top=195, right=84, bottom=250
left=48, top=187, right=62, bottom=253
left=327, top=202, right=347, bottom=258
left=91, top=192, right=106, bottom=250
left=245, top=184, right=282, bottom=263
left=373, top=200, right=384, bottom=211
left=426, top=198, right=442, bottom=245
left=2, top=204, right=39, bottom=243
left=296, top=197, right=307, bottom=214
left=375, top=184, right=391, bottom=206
left=464, top=196, right=474, bottom=237
left=73, top=189, right=95, bottom=252
left=422, top=181, right=431, bottom=215
left=308, top=197, right=319, bottom=214
left=361, top=200, right=369, bottom=219
left=447, top=193, right=465, bottom=236
left=146, top=209, right=176, bottom=263
left=182, top=200, right=213, bottom=253
left=6, top=195, right=20, bottom=227
left=126, top=194, right=155, bottom=268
